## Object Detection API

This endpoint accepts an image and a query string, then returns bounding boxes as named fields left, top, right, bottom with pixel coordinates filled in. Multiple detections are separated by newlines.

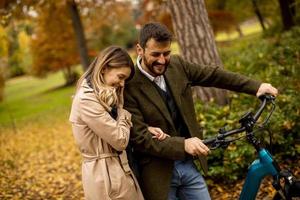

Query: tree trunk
left=236, top=25, right=244, bottom=38
left=167, top=0, right=228, bottom=105
left=67, top=0, right=89, bottom=71
left=252, top=0, right=266, bottom=31
left=63, top=66, right=78, bottom=86
left=278, top=0, right=295, bottom=30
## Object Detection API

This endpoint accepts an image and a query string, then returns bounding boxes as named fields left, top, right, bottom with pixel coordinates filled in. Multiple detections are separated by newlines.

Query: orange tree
left=30, top=1, right=79, bottom=85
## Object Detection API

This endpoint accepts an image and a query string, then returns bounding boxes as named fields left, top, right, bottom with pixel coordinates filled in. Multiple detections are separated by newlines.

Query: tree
left=136, top=0, right=173, bottom=32
left=206, top=0, right=243, bottom=37
left=67, top=0, right=89, bottom=71
left=2, top=0, right=89, bottom=74
left=7, top=22, right=25, bottom=77
left=168, top=0, right=228, bottom=105
left=208, top=10, right=241, bottom=36
left=31, top=1, right=79, bottom=85
left=278, top=0, right=296, bottom=30
left=252, top=0, right=266, bottom=31
left=83, top=1, right=137, bottom=50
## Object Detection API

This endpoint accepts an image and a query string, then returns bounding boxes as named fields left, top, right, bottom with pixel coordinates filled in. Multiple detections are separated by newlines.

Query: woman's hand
left=148, top=127, right=170, bottom=141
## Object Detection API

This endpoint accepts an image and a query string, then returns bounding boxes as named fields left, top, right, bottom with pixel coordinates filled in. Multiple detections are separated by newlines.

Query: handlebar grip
left=203, top=138, right=216, bottom=145
left=258, top=94, right=275, bottom=102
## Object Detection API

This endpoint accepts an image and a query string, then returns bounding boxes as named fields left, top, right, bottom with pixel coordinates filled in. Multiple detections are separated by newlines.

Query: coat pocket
left=107, top=162, right=122, bottom=198
left=108, top=161, right=135, bottom=199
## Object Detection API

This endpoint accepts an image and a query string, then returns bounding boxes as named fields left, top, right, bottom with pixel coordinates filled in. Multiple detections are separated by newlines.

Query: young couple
left=69, top=22, right=278, bottom=200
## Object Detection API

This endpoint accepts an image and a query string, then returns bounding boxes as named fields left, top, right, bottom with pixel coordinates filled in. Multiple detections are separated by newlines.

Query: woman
left=69, top=46, right=168, bottom=200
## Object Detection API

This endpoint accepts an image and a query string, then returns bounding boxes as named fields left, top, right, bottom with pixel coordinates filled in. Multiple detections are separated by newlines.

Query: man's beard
left=143, top=56, right=170, bottom=76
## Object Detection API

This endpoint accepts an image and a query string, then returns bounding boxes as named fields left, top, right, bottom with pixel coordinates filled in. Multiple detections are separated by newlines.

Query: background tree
left=2, top=0, right=89, bottom=74
left=30, top=1, right=79, bottom=85
left=168, top=0, right=228, bottom=105
left=252, top=0, right=266, bottom=30
left=136, top=0, right=173, bottom=32
left=0, top=0, right=34, bottom=78
left=83, top=0, right=137, bottom=52
left=278, top=0, right=296, bottom=30
left=205, top=1, right=243, bottom=37
left=67, top=0, right=89, bottom=71
left=208, top=10, right=241, bottom=37
left=7, top=22, right=25, bottom=77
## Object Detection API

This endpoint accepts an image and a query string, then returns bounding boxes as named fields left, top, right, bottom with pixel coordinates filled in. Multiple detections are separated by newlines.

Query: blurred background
left=0, top=0, right=299, bottom=199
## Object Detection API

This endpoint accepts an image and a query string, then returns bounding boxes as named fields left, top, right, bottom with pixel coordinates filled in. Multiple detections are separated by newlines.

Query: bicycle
left=203, top=95, right=300, bottom=200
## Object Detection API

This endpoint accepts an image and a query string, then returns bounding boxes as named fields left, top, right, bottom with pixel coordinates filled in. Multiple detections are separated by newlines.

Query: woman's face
left=103, top=66, right=131, bottom=88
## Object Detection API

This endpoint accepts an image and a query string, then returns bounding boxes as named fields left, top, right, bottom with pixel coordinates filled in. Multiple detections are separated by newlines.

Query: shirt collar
left=136, top=56, right=156, bottom=82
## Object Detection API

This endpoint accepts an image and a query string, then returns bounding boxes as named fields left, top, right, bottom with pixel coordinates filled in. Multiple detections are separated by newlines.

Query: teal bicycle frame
left=240, top=148, right=279, bottom=200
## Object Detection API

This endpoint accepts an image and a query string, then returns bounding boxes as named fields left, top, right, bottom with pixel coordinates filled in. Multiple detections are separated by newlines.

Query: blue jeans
left=168, top=159, right=211, bottom=200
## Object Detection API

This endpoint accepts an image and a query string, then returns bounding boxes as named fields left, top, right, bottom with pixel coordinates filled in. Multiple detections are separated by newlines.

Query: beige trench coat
left=69, top=80, right=144, bottom=200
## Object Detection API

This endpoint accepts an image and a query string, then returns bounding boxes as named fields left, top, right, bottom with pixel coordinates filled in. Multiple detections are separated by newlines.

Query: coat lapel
left=135, top=70, right=174, bottom=127
left=164, top=64, right=182, bottom=108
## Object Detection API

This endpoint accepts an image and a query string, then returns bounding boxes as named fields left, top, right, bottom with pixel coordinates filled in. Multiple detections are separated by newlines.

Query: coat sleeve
left=79, top=93, right=132, bottom=151
left=124, top=90, right=186, bottom=160
left=174, top=55, right=261, bottom=95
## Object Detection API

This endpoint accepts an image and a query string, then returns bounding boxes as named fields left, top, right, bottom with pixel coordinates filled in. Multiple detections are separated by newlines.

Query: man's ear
left=136, top=44, right=143, bottom=56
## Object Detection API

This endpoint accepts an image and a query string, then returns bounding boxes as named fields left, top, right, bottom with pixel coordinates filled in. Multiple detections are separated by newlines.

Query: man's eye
left=163, top=52, right=171, bottom=56
left=152, top=53, right=160, bottom=57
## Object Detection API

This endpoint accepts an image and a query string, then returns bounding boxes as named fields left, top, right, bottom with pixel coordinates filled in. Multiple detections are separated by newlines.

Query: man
left=124, top=22, right=278, bottom=200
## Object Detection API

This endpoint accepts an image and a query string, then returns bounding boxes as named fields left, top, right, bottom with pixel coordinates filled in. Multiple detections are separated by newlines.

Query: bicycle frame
left=240, top=148, right=279, bottom=200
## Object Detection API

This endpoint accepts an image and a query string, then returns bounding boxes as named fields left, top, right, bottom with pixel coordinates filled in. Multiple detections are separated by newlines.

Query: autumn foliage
left=30, top=2, right=79, bottom=79
left=0, top=120, right=83, bottom=199
left=136, top=0, right=174, bottom=33
left=208, top=10, right=238, bottom=34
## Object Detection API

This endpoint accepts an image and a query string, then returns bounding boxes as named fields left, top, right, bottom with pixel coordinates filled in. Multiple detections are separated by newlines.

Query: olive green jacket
left=124, top=55, right=261, bottom=200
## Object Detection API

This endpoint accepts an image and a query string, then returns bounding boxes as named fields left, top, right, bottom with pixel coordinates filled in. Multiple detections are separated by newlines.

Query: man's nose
left=158, top=54, right=166, bottom=64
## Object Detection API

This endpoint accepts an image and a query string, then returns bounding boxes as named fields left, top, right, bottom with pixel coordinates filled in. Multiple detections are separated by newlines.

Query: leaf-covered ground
left=0, top=119, right=84, bottom=199
left=1, top=118, right=298, bottom=199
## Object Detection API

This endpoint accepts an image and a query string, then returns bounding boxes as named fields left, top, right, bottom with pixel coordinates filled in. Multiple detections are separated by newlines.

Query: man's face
left=137, top=38, right=171, bottom=77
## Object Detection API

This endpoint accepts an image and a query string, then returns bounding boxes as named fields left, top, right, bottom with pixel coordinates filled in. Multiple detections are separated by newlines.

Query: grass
left=0, top=72, right=75, bottom=129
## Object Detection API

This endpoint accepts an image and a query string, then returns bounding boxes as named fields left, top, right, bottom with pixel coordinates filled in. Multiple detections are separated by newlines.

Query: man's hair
left=139, top=22, right=173, bottom=49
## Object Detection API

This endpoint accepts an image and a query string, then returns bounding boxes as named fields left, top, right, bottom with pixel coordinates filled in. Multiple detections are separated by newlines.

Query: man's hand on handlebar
left=184, top=137, right=211, bottom=156
left=256, top=83, right=278, bottom=97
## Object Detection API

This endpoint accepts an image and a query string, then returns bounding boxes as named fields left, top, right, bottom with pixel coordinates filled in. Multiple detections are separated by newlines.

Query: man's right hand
left=184, top=137, right=210, bottom=156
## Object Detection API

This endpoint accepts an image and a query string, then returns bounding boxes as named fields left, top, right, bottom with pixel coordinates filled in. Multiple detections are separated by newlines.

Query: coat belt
left=82, top=152, right=118, bottom=162
left=118, top=151, right=131, bottom=175
left=82, top=151, right=131, bottom=175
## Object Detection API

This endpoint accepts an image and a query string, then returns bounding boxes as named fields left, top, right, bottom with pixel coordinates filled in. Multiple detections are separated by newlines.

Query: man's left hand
left=256, top=83, right=278, bottom=97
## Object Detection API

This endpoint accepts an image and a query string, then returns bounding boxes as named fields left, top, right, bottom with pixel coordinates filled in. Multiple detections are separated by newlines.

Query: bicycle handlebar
left=203, top=94, right=275, bottom=146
